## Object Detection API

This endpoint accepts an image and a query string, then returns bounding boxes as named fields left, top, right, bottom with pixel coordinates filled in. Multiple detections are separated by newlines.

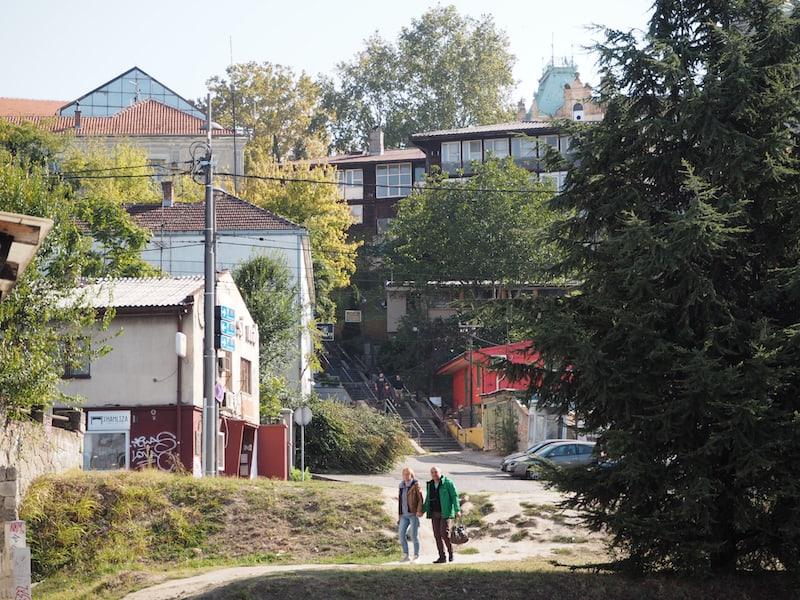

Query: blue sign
left=218, top=334, right=235, bottom=353
left=219, top=319, right=236, bottom=337
left=219, top=305, right=235, bottom=322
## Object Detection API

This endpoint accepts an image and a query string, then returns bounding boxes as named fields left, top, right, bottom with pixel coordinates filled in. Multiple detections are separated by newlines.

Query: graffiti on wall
left=130, top=432, right=179, bottom=471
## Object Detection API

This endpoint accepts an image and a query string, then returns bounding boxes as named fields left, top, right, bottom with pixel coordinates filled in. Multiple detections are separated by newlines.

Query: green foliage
left=242, top=160, right=360, bottom=321
left=294, top=397, right=411, bottom=473
left=387, top=158, right=563, bottom=286
left=511, top=0, right=800, bottom=576
left=0, top=146, right=113, bottom=413
left=233, top=255, right=302, bottom=379
left=207, top=61, right=329, bottom=162
left=322, top=5, right=516, bottom=151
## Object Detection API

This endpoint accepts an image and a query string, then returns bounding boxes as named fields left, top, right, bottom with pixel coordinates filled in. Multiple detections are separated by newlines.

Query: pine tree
left=512, top=0, right=800, bottom=575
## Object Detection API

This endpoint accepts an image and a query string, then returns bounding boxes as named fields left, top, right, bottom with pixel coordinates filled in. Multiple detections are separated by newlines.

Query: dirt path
left=122, top=489, right=606, bottom=600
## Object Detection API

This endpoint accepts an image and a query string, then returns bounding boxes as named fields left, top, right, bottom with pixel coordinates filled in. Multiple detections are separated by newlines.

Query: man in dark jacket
left=422, top=466, right=461, bottom=563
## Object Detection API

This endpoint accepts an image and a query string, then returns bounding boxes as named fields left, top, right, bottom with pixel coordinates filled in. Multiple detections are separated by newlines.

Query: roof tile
left=126, top=192, right=305, bottom=233
left=0, top=98, right=233, bottom=137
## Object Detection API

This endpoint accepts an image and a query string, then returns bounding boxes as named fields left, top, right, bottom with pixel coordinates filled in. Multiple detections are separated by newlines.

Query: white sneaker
left=412, top=555, right=419, bottom=563
left=400, top=555, right=411, bottom=563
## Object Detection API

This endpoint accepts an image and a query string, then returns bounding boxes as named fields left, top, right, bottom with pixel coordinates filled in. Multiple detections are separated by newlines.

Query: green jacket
left=423, top=476, right=460, bottom=519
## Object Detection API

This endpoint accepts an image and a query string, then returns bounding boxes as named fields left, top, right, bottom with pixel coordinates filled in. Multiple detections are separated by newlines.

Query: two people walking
left=397, top=465, right=461, bottom=564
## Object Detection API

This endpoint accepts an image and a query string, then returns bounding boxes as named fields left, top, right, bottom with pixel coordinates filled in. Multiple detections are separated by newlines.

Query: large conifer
left=513, top=0, right=800, bottom=574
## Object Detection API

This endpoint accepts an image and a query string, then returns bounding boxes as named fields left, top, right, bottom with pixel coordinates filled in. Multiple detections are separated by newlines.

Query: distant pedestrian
left=392, top=374, right=405, bottom=401
left=397, top=466, right=424, bottom=563
left=423, top=466, right=461, bottom=563
left=374, top=372, right=387, bottom=398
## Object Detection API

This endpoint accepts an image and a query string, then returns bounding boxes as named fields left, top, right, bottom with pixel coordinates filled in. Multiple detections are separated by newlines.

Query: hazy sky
left=2, top=0, right=654, bottom=105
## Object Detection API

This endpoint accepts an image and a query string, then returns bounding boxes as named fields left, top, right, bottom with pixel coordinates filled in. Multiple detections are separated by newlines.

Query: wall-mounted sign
left=344, top=310, right=362, bottom=323
left=215, top=305, right=236, bottom=352
left=87, top=410, right=131, bottom=431
left=318, top=323, right=334, bottom=341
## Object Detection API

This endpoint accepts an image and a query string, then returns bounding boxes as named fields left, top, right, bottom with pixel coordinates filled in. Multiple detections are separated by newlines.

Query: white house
left=59, top=273, right=270, bottom=477
left=126, top=191, right=316, bottom=396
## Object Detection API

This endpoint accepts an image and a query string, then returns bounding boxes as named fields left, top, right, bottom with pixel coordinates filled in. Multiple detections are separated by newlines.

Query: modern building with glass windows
left=0, top=66, right=244, bottom=190
left=58, top=66, right=205, bottom=118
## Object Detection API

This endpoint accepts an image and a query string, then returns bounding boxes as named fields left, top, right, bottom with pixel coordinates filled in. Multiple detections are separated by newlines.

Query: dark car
left=500, top=439, right=565, bottom=472
left=510, top=440, right=597, bottom=479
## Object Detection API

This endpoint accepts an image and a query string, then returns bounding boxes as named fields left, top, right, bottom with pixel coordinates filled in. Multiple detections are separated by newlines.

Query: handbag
left=450, top=517, right=469, bottom=544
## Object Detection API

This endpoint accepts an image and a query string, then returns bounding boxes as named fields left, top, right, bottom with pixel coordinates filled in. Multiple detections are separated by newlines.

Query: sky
left=2, top=0, right=655, bottom=106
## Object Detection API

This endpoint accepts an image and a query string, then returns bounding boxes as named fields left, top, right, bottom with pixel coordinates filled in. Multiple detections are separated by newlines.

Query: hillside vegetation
left=20, top=470, right=794, bottom=600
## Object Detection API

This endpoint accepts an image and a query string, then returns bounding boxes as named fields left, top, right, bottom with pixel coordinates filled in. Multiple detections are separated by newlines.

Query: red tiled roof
left=0, top=98, right=65, bottom=116
left=126, top=191, right=304, bottom=233
left=0, top=98, right=233, bottom=137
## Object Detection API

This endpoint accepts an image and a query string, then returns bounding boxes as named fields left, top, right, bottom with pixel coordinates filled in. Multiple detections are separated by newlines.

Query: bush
left=297, top=398, right=412, bottom=474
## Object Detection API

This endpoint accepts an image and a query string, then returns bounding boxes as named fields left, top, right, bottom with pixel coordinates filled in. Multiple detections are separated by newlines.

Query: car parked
left=510, top=440, right=597, bottom=480
left=500, top=439, right=565, bottom=472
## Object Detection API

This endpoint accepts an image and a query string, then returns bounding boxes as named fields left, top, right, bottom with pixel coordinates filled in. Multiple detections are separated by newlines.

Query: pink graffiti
left=15, top=585, right=31, bottom=600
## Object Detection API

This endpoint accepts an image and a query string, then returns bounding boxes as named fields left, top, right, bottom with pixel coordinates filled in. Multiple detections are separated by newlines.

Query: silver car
left=500, top=439, right=565, bottom=472
left=510, top=441, right=597, bottom=479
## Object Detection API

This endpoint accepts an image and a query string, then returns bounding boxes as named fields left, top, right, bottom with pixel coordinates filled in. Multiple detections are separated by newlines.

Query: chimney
left=161, top=181, right=174, bottom=207
left=74, top=108, right=81, bottom=130
left=367, top=127, right=384, bottom=156
left=516, top=99, right=527, bottom=121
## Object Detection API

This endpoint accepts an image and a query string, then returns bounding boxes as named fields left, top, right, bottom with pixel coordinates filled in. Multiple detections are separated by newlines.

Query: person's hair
left=402, top=467, right=416, bottom=478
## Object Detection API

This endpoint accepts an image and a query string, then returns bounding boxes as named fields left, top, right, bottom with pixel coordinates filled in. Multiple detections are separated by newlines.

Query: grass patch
left=185, top=562, right=794, bottom=600
left=21, top=470, right=398, bottom=599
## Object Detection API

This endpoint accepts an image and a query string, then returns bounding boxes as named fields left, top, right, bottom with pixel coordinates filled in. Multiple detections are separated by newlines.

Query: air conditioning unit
left=223, top=391, right=241, bottom=416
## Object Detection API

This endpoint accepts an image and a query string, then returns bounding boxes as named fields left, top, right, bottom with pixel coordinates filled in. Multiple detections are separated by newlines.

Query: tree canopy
left=0, top=129, right=107, bottom=413
left=500, top=0, right=800, bottom=576
left=322, top=4, right=517, bottom=151
left=242, top=156, right=360, bottom=321
left=386, top=157, right=562, bottom=288
left=206, top=61, right=329, bottom=163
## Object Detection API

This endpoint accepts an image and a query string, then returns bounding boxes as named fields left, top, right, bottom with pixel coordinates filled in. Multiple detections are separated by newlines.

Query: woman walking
left=397, top=466, right=424, bottom=562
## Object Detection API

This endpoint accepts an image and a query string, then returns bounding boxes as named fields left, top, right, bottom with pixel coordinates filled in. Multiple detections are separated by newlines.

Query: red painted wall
left=257, top=424, right=288, bottom=480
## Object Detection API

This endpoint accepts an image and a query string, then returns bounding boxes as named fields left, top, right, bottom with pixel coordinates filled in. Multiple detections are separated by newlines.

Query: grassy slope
left=21, top=470, right=793, bottom=600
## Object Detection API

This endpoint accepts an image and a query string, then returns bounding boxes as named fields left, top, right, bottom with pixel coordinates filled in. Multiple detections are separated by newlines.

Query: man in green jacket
left=423, top=466, right=461, bottom=563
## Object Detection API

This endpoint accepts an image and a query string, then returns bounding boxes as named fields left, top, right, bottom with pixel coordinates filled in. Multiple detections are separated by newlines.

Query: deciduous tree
left=387, top=157, right=562, bottom=288
left=322, top=5, right=516, bottom=151
left=242, top=156, right=360, bottom=321
left=206, top=61, right=329, bottom=163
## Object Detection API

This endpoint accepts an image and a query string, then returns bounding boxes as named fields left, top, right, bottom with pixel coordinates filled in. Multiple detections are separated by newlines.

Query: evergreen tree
left=506, top=0, right=800, bottom=575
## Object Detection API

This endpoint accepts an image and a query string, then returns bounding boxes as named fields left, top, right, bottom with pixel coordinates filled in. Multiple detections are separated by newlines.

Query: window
left=538, top=135, right=560, bottom=167
left=462, top=140, right=482, bottom=170
left=539, top=171, right=567, bottom=192
left=63, top=338, right=90, bottom=378
left=484, top=138, right=509, bottom=159
left=376, top=163, right=412, bottom=198
left=240, top=358, right=252, bottom=395
left=441, top=142, right=461, bottom=172
left=349, top=204, right=363, bottom=224
left=511, top=137, right=537, bottom=169
left=337, top=169, right=363, bottom=200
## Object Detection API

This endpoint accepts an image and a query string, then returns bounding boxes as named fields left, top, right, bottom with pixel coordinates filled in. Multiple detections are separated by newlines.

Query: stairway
left=395, top=399, right=463, bottom=453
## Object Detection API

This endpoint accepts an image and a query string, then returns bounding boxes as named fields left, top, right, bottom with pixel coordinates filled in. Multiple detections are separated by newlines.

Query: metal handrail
left=449, top=418, right=467, bottom=446
left=404, top=418, right=425, bottom=441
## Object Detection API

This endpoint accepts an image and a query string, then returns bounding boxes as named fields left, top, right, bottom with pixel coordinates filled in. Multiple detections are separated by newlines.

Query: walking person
left=423, top=466, right=461, bottom=563
left=397, top=467, right=424, bottom=563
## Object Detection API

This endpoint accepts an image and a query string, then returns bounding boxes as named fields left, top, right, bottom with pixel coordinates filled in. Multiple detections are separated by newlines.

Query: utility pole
left=202, top=94, right=217, bottom=477
left=459, top=323, right=480, bottom=428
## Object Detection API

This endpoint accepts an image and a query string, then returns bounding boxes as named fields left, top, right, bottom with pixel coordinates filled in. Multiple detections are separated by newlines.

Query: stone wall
left=0, top=419, right=83, bottom=541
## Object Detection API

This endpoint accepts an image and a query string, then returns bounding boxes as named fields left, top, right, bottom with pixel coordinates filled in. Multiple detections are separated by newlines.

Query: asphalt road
left=321, top=449, right=563, bottom=503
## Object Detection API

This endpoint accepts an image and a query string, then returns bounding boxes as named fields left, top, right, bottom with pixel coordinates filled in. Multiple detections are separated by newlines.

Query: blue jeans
left=398, top=514, right=420, bottom=556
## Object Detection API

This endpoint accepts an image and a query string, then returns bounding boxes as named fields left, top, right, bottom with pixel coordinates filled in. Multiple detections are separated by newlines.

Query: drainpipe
left=176, top=311, right=184, bottom=462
